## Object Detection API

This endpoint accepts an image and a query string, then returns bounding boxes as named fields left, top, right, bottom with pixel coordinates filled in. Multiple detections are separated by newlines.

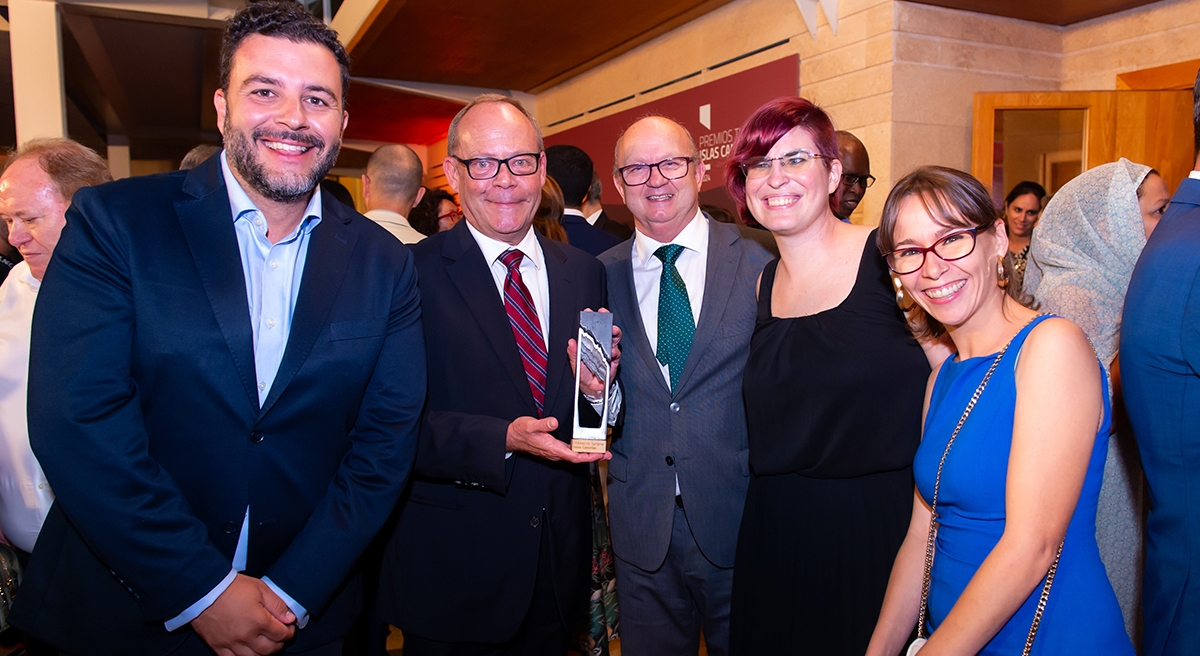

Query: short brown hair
left=6, top=138, right=112, bottom=202
left=878, top=166, right=1024, bottom=338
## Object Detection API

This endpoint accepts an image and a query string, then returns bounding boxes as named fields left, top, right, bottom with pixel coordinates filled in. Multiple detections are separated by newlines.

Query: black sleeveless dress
left=729, top=231, right=930, bottom=655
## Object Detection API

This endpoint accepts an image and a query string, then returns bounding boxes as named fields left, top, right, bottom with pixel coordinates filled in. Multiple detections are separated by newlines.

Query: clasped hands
left=507, top=308, right=621, bottom=464
left=192, top=573, right=295, bottom=656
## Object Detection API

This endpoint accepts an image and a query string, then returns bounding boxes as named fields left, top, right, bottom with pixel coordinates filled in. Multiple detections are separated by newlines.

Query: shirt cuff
left=164, top=568, right=237, bottom=632
left=586, top=380, right=622, bottom=426
left=263, top=576, right=310, bottom=629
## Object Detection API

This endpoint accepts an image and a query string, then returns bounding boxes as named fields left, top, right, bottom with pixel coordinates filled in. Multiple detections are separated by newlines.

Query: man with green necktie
left=598, top=116, right=772, bottom=656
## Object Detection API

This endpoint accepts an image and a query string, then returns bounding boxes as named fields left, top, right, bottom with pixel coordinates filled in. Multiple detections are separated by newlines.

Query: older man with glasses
left=597, top=116, right=772, bottom=656
left=378, top=93, right=621, bottom=656
left=834, top=130, right=875, bottom=222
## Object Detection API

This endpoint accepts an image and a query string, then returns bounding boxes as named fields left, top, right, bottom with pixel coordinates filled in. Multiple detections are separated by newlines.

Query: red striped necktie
left=499, top=249, right=548, bottom=416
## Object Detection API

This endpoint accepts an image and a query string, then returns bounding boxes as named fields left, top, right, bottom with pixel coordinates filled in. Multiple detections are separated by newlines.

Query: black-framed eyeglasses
left=841, top=173, right=876, bottom=189
left=885, top=228, right=978, bottom=275
left=739, top=149, right=826, bottom=179
left=453, top=153, right=541, bottom=180
left=617, top=157, right=694, bottom=186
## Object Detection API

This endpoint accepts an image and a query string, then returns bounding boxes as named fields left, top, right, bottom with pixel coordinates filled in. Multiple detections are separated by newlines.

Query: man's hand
left=192, top=574, right=296, bottom=656
left=506, top=416, right=609, bottom=463
left=567, top=308, right=622, bottom=400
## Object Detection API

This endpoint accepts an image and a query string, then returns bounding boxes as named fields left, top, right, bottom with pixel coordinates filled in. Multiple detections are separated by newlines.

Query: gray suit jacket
left=599, top=218, right=772, bottom=570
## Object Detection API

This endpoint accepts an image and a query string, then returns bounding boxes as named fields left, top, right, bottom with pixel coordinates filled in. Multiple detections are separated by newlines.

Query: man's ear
left=214, top=89, right=227, bottom=137
left=412, top=186, right=426, bottom=209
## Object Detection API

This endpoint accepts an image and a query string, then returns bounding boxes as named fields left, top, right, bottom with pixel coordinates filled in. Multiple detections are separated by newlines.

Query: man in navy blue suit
left=1121, top=70, right=1200, bottom=656
left=10, top=3, right=425, bottom=655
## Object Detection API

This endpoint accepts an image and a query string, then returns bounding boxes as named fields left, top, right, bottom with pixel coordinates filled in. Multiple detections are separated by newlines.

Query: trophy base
left=571, top=438, right=607, bottom=453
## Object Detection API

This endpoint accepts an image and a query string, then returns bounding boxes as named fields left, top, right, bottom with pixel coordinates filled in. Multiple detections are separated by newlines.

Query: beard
left=223, top=115, right=341, bottom=204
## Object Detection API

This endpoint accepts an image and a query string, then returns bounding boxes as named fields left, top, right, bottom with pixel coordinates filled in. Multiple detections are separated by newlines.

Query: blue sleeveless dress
left=916, top=316, right=1134, bottom=654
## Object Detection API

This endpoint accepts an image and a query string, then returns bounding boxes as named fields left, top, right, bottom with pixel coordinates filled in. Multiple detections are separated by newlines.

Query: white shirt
left=366, top=208, right=425, bottom=244
left=631, top=209, right=709, bottom=387
left=585, top=209, right=603, bottom=226
left=0, top=262, right=54, bottom=554
left=1189, top=170, right=1200, bottom=180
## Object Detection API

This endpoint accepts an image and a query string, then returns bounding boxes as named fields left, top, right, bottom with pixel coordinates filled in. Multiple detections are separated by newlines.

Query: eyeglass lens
left=741, top=151, right=820, bottom=179
left=459, top=154, right=540, bottom=180
left=887, top=229, right=977, bottom=274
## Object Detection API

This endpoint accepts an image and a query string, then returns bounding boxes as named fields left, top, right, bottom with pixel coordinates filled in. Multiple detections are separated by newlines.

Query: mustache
left=252, top=127, right=325, bottom=150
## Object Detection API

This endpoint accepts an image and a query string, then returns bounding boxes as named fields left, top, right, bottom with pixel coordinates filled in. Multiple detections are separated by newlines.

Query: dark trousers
left=613, top=501, right=734, bottom=656
left=403, top=517, right=568, bottom=656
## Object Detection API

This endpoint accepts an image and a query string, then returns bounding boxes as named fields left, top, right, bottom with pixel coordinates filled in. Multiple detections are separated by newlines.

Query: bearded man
left=9, top=3, right=426, bottom=655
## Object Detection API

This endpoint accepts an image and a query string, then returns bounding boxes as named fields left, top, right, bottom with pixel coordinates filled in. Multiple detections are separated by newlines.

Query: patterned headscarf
left=1024, top=157, right=1151, bottom=373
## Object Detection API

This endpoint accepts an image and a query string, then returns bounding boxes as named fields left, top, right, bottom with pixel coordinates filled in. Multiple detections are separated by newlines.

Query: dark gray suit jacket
left=599, top=218, right=772, bottom=570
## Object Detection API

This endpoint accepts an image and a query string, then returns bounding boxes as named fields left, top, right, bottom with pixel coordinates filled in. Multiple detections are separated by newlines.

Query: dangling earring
left=996, top=255, right=1010, bottom=289
left=892, top=274, right=914, bottom=312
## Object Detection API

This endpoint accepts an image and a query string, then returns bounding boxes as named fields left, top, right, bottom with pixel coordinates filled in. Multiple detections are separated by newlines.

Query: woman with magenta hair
left=724, top=97, right=943, bottom=654
left=865, top=166, right=1132, bottom=655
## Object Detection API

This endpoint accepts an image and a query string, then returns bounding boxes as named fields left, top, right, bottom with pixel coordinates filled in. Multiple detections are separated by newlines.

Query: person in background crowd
left=533, top=176, right=569, bottom=243
left=9, top=4, right=427, bottom=654
left=363, top=144, right=427, bottom=244
left=179, top=144, right=222, bottom=171
left=599, top=114, right=771, bottom=656
left=0, top=138, right=110, bottom=566
left=724, top=97, right=935, bottom=656
left=1024, top=158, right=1167, bottom=646
left=583, top=170, right=633, bottom=240
left=833, top=130, right=874, bottom=222
left=867, top=165, right=1132, bottom=656
left=1120, top=69, right=1200, bottom=656
left=377, top=94, right=620, bottom=656
left=1000, top=180, right=1046, bottom=294
left=546, top=144, right=621, bottom=256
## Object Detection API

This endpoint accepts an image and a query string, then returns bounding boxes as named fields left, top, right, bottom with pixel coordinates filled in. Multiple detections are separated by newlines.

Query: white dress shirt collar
left=221, top=152, right=323, bottom=233
left=562, top=208, right=585, bottom=218
left=466, top=221, right=546, bottom=273
left=585, top=209, right=603, bottom=225
left=633, top=207, right=708, bottom=268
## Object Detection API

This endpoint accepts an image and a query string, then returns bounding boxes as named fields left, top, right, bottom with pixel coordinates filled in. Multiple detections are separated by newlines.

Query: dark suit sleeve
left=27, top=188, right=233, bottom=620
left=264, top=241, right=426, bottom=614
left=417, top=411, right=511, bottom=490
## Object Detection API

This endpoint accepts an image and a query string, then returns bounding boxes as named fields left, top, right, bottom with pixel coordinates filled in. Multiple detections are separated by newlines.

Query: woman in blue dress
left=864, top=166, right=1134, bottom=655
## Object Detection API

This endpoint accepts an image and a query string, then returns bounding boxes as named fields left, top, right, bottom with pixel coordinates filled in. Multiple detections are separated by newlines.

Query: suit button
left=222, top=522, right=237, bottom=534
left=665, top=456, right=675, bottom=466
left=530, top=516, right=541, bottom=527
left=250, top=431, right=264, bottom=444
left=669, top=402, right=680, bottom=412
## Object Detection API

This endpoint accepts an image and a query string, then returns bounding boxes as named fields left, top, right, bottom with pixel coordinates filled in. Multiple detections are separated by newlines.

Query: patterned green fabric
left=654, top=244, right=694, bottom=391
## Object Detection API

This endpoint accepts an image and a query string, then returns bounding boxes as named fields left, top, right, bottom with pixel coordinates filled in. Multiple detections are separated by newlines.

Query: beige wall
left=533, top=0, right=1200, bottom=224
left=1062, top=0, right=1200, bottom=90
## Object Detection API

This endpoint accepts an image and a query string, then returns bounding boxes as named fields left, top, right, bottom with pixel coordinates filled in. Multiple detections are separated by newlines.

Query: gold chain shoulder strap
left=914, top=314, right=1062, bottom=656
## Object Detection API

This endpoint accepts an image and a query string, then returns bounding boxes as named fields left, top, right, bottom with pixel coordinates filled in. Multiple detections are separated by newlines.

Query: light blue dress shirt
left=165, top=152, right=321, bottom=631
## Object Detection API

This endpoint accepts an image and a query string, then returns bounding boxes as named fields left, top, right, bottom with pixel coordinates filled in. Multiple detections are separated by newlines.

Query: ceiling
left=0, top=0, right=1173, bottom=165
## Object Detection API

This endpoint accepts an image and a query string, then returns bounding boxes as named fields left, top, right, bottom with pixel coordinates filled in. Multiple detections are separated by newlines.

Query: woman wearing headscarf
left=1024, top=157, right=1170, bottom=648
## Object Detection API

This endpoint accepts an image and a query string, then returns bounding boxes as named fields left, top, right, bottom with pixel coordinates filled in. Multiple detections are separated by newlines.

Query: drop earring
left=997, top=255, right=1010, bottom=289
left=893, top=274, right=914, bottom=312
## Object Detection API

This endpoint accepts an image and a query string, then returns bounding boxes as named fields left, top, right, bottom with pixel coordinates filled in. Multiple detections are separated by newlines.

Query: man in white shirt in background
left=363, top=144, right=426, bottom=244
left=0, top=138, right=111, bottom=562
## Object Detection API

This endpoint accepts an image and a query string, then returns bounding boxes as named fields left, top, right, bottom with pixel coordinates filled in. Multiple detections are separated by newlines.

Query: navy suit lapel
left=258, top=192, right=358, bottom=418
left=675, top=220, right=739, bottom=394
left=174, top=160, right=259, bottom=412
left=442, top=222, right=539, bottom=416
left=540, top=236, right=575, bottom=416
left=609, top=244, right=672, bottom=397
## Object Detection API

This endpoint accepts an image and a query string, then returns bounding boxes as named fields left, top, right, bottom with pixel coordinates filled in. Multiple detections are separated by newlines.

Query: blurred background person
left=362, top=144, right=427, bottom=244
left=583, top=170, right=633, bottom=240
left=724, top=97, right=935, bottom=655
left=867, top=166, right=1132, bottom=656
left=1000, top=180, right=1046, bottom=294
left=832, top=130, right=874, bottom=222
left=178, top=143, right=220, bottom=170
left=533, top=176, right=569, bottom=243
left=546, top=144, right=621, bottom=256
left=0, top=138, right=110, bottom=566
left=1024, top=158, right=1170, bottom=647
left=408, top=187, right=459, bottom=237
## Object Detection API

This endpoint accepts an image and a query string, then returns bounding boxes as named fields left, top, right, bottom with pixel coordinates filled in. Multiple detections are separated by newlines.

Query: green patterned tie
left=654, top=244, right=695, bottom=391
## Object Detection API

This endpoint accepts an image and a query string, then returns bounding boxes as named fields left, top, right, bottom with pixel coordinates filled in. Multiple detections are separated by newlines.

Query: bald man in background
left=833, top=131, right=874, bottom=222
left=363, top=144, right=427, bottom=244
